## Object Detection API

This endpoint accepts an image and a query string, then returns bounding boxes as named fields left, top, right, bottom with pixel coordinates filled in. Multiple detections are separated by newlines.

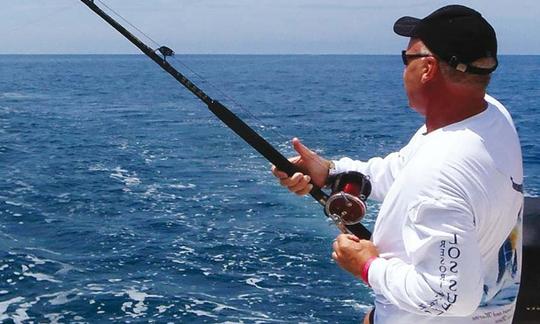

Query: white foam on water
left=4, top=200, right=22, bottom=207
left=126, top=289, right=161, bottom=301
left=245, top=277, right=273, bottom=292
left=212, top=302, right=241, bottom=313
left=110, top=167, right=141, bottom=187
left=0, top=291, right=74, bottom=323
left=190, top=309, right=218, bottom=318
left=86, top=284, right=105, bottom=291
left=0, top=297, right=24, bottom=320
left=12, top=181, right=36, bottom=194
left=176, top=245, right=195, bottom=256
left=47, top=290, right=79, bottom=306
left=24, top=247, right=61, bottom=256
left=169, top=183, right=196, bottom=189
left=185, top=194, right=209, bottom=202
left=0, top=92, right=28, bottom=99
left=12, top=302, right=31, bottom=324
left=234, top=317, right=284, bottom=323
left=25, top=255, right=47, bottom=265
left=142, top=184, right=159, bottom=197
left=184, top=305, right=218, bottom=319
left=118, top=141, right=129, bottom=151
left=201, top=267, right=212, bottom=276
left=265, top=272, right=285, bottom=280
left=21, top=252, right=76, bottom=277
left=121, top=288, right=162, bottom=318
left=121, top=302, right=134, bottom=314
left=23, top=272, right=61, bottom=283
left=55, top=263, right=76, bottom=275
left=0, top=105, right=14, bottom=113
left=190, top=296, right=276, bottom=322
left=340, top=299, right=373, bottom=313
left=55, top=193, right=71, bottom=203
left=236, top=294, right=252, bottom=300
left=156, top=304, right=174, bottom=314
left=210, top=254, right=224, bottom=262
left=43, top=313, right=64, bottom=324
left=88, top=163, right=109, bottom=172
left=0, top=297, right=38, bottom=324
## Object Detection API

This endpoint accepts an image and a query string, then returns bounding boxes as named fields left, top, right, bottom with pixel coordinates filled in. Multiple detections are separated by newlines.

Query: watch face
left=327, top=160, right=335, bottom=170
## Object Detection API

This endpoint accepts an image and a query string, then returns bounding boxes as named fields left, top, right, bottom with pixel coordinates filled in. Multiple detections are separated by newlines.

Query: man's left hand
left=332, top=234, right=379, bottom=278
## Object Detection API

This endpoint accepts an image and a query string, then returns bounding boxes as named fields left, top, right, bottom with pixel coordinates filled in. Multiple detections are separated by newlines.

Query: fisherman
left=272, top=5, right=523, bottom=324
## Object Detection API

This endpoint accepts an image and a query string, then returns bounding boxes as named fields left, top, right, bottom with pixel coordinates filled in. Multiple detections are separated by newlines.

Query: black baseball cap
left=394, top=5, right=498, bottom=75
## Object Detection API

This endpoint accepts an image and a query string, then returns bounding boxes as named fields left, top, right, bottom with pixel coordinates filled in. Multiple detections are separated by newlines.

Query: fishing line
left=86, top=1, right=335, bottom=183
left=95, top=0, right=294, bottom=147
left=80, top=0, right=372, bottom=239
left=94, top=0, right=336, bottom=176
left=95, top=0, right=160, bottom=48
left=94, top=0, right=334, bottom=173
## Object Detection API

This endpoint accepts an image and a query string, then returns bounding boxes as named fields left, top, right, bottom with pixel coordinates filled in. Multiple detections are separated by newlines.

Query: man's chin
left=408, top=103, right=426, bottom=116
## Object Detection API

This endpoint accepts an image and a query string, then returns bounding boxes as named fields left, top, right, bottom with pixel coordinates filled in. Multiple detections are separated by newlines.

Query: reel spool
left=325, top=171, right=371, bottom=226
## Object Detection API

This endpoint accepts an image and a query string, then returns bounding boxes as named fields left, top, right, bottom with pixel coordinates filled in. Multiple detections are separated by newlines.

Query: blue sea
left=0, top=55, right=539, bottom=323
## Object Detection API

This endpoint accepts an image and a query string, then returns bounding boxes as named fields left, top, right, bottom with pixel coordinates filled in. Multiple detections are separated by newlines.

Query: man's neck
left=424, top=89, right=487, bottom=133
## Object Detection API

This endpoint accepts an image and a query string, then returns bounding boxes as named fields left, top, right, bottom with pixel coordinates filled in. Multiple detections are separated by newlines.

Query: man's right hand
left=271, top=138, right=331, bottom=196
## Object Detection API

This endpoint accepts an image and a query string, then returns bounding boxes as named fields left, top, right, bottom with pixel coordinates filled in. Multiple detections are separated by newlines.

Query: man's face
left=402, top=39, right=430, bottom=115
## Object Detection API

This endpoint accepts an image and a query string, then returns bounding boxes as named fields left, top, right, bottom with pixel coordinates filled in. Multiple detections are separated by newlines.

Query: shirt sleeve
left=368, top=196, right=484, bottom=317
left=331, top=151, right=404, bottom=202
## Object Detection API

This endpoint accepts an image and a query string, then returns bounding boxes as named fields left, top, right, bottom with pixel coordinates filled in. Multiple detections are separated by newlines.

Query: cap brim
left=393, top=16, right=421, bottom=36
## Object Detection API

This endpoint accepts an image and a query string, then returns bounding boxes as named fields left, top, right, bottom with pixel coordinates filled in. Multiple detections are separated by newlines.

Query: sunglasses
left=401, top=50, right=433, bottom=65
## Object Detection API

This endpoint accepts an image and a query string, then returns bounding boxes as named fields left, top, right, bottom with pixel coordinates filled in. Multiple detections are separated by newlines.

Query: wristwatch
left=325, top=160, right=338, bottom=187
left=327, top=160, right=338, bottom=176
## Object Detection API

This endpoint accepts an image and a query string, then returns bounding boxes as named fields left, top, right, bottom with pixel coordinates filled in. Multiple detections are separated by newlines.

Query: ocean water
left=0, top=55, right=538, bottom=323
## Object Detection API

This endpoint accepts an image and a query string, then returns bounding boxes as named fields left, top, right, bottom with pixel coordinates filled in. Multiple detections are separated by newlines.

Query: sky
left=1, top=0, right=539, bottom=55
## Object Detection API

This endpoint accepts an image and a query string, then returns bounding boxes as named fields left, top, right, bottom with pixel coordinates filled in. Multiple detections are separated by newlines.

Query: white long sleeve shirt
left=332, top=95, right=523, bottom=323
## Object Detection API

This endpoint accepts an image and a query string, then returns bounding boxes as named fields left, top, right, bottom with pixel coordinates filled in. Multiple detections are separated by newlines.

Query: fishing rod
left=80, top=0, right=371, bottom=239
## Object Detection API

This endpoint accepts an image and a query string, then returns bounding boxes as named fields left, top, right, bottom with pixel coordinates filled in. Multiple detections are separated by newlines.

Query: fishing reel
left=324, top=171, right=371, bottom=227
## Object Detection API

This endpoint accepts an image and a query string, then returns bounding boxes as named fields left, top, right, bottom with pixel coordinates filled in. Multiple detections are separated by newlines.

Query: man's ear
left=421, top=57, right=439, bottom=84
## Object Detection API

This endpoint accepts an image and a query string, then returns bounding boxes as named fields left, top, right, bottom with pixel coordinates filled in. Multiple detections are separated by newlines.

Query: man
left=272, top=5, right=523, bottom=324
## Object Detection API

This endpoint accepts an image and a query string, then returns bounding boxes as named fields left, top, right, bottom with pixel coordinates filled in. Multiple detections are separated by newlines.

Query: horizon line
left=0, top=53, right=538, bottom=56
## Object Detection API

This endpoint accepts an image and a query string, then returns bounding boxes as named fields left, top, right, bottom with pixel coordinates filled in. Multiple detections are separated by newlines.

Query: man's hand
left=271, top=138, right=331, bottom=195
left=332, top=234, right=379, bottom=279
